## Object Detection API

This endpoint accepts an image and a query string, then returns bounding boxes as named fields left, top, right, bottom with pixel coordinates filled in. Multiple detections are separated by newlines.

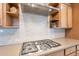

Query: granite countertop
left=25, top=38, right=79, bottom=56
left=0, top=38, right=79, bottom=56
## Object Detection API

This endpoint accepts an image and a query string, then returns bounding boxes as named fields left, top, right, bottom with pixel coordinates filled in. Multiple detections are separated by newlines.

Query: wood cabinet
left=48, top=3, right=60, bottom=28
left=64, top=46, right=76, bottom=56
left=60, top=4, right=68, bottom=28
left=60, top=4, right=72, bottom=28
left=0, top=3, right=3, bottom=26
left=0, top=3, right=20, bottom=28
left=77, top=51, right=79, bottom=56
left=67, top=5, right=72, bottom=28
left=45, top=46, right=77, bottom=56
left=48, top=3, right=72, bottom=28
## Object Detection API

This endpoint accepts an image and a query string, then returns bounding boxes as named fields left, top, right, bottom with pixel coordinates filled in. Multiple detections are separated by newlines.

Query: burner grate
left=20, top=39, right=61, bottom=55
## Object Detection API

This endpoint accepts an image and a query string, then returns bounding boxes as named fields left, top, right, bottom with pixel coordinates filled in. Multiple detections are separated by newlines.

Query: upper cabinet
left=60, top=4, right=68, bottom=28
left=48, top=3, right=72, bottom=29
left=60, top=4, right=72, bottom=28
left=0, top=3, right=20, bottom=29
left=67, top=5, right=72, bottom=28
left=48, top=3, right=60, bottom=28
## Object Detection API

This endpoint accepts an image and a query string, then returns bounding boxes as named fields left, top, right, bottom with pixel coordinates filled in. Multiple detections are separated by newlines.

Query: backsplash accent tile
left=0, top=13, right=65, bottom=45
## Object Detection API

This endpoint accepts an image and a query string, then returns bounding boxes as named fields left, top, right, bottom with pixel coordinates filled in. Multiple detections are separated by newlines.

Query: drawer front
left=65, top=46, right=76, bottom=55
left=47, top=50, right=64, bottom=56
left=77, top=45, right=79, bottom=50
left=67, top=53, right=76, bottom=56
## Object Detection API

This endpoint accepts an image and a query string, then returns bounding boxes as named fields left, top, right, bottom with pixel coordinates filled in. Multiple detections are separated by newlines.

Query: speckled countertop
left=0, top=38, right=79, bottom=56
left=25, top=38, right=79, bottom=56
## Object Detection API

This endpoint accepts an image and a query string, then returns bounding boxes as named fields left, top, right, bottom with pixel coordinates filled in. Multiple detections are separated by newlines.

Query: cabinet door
left=0, top=3, right=2, bottom=26
left=3, top=4, right=12, bottom=27
left=60, top=4, right=68, bottom=28
left=77, top=51, right=79, bottom=56
left=65, top=46, right=76, bottom=55
left=67, top=6, right=72, bottom=28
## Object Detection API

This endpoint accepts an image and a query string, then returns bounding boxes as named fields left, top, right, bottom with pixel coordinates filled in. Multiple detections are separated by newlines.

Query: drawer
left=67, top=53, right=76, bottom=56
left=65, top=46, right=76, bottom=55
left=77, top=45, right=79, bottom=50
left=46, top=50, right=64, bottom=56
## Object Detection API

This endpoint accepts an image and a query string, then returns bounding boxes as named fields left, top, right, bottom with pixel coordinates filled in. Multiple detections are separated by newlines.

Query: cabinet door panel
left=65, top=46, right=76, bottom=55
left=67, top=6, right=72, bottom=28
left=0, top=3, right=2, bottom=26
left=60, top=4, right=68, bottom=28
left=2, top=4, right=12, bottom=26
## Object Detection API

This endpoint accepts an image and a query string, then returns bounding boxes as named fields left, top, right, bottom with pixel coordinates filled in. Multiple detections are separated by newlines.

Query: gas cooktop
left=20, top=39, right=61, bottom=55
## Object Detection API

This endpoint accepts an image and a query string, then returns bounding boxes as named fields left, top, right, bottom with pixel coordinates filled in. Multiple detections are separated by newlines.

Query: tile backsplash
left=0, top=13, right=65, bottom=45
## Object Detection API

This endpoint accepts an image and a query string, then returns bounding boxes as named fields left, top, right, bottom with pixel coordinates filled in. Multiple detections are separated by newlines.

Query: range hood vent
left=21, top=3, right=59, bottom=16
left=21, top=3, right=48, bottom=16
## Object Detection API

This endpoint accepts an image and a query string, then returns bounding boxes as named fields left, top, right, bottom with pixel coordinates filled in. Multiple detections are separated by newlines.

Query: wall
left=66, top=4, right=79, bottom=39
left=0, top=13, right=65, bottom=45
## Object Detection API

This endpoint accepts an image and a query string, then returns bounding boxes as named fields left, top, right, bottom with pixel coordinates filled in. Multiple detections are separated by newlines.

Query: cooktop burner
left=20, top=39, right=61, bottom=55
left=21, top=42, right=38, bottom=55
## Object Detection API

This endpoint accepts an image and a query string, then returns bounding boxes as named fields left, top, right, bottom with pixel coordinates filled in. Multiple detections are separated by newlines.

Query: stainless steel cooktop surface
left=20, top=39, right=61, bottom=55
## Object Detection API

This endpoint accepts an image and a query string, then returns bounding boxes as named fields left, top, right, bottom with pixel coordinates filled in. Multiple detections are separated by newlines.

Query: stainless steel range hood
left=21, top=3, right=49, bottom=16
left=21, top=3, right=59, bottom=16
